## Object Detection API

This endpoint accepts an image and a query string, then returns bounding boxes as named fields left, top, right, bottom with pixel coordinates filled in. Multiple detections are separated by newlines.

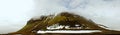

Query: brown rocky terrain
left=1, top=12, right=120, bottom=35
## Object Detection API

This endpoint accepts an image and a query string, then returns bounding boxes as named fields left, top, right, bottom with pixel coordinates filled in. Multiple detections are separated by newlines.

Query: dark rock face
left=5, top=12, right=120, bottom=35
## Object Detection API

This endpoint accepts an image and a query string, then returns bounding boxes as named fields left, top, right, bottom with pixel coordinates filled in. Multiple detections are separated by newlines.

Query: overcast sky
left=0, top=0, right=120, bottom=34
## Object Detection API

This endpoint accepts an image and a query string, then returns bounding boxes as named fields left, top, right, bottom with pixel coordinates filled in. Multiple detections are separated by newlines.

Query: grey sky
left=0, top=0, right=120, bottom=34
